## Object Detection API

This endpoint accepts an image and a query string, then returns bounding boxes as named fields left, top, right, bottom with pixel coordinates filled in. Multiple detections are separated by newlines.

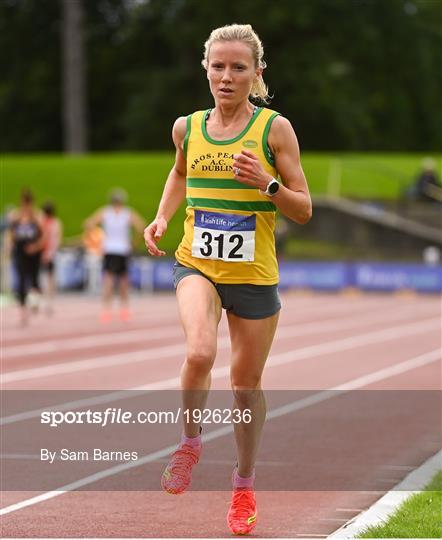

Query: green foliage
left=358, top=471, right=442, bottom=538
left=1, top=0, right=441, bottom=152
left=0, top=0, right=62, bottom=151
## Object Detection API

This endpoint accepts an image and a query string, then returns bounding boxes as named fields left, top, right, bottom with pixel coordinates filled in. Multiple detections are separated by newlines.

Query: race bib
left=192, top=210, right=256, bottom=262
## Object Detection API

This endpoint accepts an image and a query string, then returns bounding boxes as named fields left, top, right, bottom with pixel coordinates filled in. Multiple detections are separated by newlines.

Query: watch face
left=268, top=181, right=279, bottom=195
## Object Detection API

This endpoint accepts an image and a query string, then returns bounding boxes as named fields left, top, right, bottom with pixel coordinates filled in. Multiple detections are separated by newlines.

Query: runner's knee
left=230, top=372, right=262, bottom=393
left=185, top=348, right=216, bottom=374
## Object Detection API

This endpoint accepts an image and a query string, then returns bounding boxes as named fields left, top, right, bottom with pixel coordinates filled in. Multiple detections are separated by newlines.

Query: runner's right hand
left=144, top=218, right=167, bottom=257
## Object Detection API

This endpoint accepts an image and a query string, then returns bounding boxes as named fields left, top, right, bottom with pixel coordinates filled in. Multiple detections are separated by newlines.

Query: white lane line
left=2, top=325, right=184, bottom=358
left=1, top=318, right=439, bottom=426
left=0, top=294, right=380, bottom=355
left=374, top=478, right=404, bottom=484
left=380, top=465, right=415, bottom=471
left=357, top=491, right=386, bottom=495
left=1, top=343, right=187, bottom=384
left=0, top=294, right=308, bottom=338
left=1, top=309, right=181, bottom=342
left=328, top=450, right=442, bottom=539
left=1, top=294, right=411, bottom=344
left=333, top=348, right=440, bottom=391
left=296, top=535, right=328, bottom=538
left=0, top=455, right=290, bottom=466
left=2, top=301, right=436, bottom=359
left=1, top=314, right=439, bottom=385
left=264, top=350, right=440, bottom=420
left=0, top=389, right=148, bottom=425
left=0, top=348, right=439, bottom=517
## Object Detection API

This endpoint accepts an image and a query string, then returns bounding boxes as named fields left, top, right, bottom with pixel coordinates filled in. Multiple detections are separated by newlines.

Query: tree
left=1, top=0, right=441, bottom=152
left=62, top=0, right=88, bottom=153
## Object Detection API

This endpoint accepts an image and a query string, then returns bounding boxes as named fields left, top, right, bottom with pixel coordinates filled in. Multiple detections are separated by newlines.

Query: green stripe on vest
left=187, top=197, right=276, bottom=212
left=187, top=178, right=256, bottom=190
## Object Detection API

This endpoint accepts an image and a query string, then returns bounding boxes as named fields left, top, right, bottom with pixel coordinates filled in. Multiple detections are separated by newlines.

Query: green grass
left=358, top=471, right=442, bottom=538
left=1, top=152, right=441, bottom=252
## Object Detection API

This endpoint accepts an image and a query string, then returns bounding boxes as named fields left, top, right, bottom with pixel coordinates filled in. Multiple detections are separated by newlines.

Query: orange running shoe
left=100, top=310, right=112, bottom=323
left=161, top=443, right=201, bottom=494
left=227, top=489, right=258, bottom=535
left=119, top=308, right=131, bottom=321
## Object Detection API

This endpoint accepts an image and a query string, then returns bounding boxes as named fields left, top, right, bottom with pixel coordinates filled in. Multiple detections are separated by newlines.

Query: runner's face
left=207, top=41, right=260, bottom=105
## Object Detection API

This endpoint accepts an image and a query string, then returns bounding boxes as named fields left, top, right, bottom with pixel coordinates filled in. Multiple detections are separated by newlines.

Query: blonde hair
left=202, top=24, right=270, bottom=104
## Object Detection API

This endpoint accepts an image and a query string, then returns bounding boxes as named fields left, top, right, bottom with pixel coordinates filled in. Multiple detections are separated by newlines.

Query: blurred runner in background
left=84, top=188, right=145, bottom=322
left=41, top=201, right=63, bottom=315
left=8, top=189, right=44, bottom=326
left=0, top=204, right=15, bottom=296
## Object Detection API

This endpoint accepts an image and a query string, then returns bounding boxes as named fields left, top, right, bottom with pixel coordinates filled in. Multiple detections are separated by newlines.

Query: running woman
left=144, top=24, right=312, bottom=535
left=9, top=189, right=44, bottom=326
left=41, top=201, right=62, bottom=315
left=84, top=188, right=145, bottom=322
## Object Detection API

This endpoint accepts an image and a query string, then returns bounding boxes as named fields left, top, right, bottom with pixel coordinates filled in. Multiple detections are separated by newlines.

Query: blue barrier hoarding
left=147, top=260, right=441, bottom=293
left=9, top=254, right=440, bottom=294
left=352, top=263, right=442, bottom=292
left=278, top=262, right=348, bottom=291
left=151, top=260, right=175, bottom=290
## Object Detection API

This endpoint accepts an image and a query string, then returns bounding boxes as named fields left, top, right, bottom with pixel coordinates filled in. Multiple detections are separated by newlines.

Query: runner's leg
left=102, top=271, right=113, bottom=309
left=119, top=273, right=129, bottom=308
left=176, top=275, right=222, bottom=437
left=160, top=274, right=222, bottom=494
left=227, top=311, right=279, bottom=477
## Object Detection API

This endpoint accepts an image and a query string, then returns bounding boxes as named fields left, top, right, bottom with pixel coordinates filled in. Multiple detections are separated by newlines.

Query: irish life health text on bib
left=192, top=210, right=256, bottom=262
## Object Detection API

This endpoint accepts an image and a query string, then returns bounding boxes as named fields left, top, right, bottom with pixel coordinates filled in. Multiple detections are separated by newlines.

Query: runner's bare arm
left=55, top=219, right=63, bottom=249
left=144, top=116, right=187, bottom=256
left=268, top=116, right=312, bottom=224
left=84, top=208, right=104, bottom=230
left=232, top=116, right=312, bottom=225
left=130, top=210, right=146, bottom=234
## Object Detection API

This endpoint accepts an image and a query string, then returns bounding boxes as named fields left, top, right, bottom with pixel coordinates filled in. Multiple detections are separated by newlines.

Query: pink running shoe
left=161, top=443, right=201, bottom=494
left=227, top=489, right=258, bottom=535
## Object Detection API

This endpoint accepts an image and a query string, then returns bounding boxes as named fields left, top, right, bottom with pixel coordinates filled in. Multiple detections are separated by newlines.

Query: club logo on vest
left=243, top=139, right=258, bottom=148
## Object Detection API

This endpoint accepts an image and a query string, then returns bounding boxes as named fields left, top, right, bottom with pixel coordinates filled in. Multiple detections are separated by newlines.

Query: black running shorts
left=103, top=254, right=129, bottom=276
left=172, top=261, right=281, bottom=320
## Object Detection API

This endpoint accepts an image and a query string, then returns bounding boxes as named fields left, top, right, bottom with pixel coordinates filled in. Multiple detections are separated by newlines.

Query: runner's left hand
left=233, top=150, right=273, bottom=191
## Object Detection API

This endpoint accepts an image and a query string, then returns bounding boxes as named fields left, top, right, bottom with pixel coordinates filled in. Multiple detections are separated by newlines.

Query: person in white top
left=84, top=189, right=145, bottom=322
left=41, top=202, right=63, bottom=315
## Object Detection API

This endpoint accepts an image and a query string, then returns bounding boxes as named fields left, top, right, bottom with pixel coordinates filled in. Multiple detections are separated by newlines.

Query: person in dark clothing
left=9, top=189, right=44, bottom=325
left=412, top=158, right=442, bottom=203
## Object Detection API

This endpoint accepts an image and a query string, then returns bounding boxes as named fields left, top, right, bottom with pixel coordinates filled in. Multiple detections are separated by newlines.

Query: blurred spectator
left=423, top=245, right=440, bottom=266
left=8, top=189, right=44, bottom=325
left=1, top=204, right=15, bottom=294
left=41, top=201, right=63, bottom=315
left=84, top=188, right=145, bottom=322
left=407, top=158, right=442, bottom=203
left=82, top=225, right=104, bottom=296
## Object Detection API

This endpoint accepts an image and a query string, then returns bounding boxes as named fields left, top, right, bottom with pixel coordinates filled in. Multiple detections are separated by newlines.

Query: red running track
left=1, top=291, right=441, bottom=537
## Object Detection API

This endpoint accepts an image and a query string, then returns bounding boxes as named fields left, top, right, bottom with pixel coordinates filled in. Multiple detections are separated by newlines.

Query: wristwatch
left=261, top=178, right=280, bottom=197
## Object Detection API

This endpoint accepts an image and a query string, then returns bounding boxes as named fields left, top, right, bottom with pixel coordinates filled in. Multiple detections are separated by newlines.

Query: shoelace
left=168, top=447, right=199, bottom=481
left=230, top=490, right=255, bottom=518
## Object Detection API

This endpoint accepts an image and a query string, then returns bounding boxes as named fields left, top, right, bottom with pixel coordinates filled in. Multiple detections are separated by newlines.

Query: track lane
left=1, top=349, right=439, bottom=536
left=1, top=292, right=440, bottom=537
